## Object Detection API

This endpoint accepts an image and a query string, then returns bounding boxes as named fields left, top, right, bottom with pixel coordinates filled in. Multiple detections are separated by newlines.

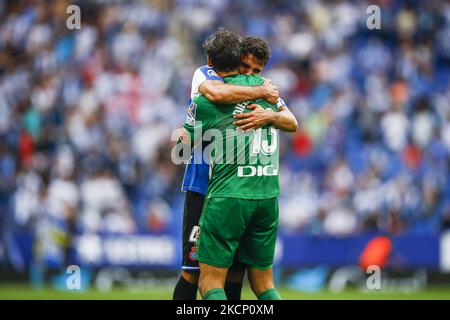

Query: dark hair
left=242, top=36, right=270, bottom=66
left=202, top=28, right=243, bottom=72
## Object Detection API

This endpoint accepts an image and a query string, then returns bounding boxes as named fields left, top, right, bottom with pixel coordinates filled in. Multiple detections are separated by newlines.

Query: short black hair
left=242, top=36, right=270, bottom=66
left=202, top=28, right=243, bottom=72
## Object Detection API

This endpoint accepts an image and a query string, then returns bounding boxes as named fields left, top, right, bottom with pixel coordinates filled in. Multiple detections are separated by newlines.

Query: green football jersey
left=183, top=74, right=280, bottom=200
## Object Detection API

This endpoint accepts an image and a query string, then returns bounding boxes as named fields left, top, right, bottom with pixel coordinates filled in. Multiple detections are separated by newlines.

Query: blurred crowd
left=1, top=0, right=450, bottom=268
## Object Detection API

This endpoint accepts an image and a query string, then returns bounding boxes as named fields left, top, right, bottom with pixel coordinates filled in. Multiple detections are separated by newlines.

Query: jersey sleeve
left=190, top=66, right=223, bottom=99
left=183, top=96, right=216, bottom=146
left=277, top=97, right=288, bottom=110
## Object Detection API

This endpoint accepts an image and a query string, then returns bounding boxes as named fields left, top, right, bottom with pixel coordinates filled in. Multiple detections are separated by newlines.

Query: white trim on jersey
left=190, top=65, right=223, bottom=99
left=182, top=266, right=200, bottom=270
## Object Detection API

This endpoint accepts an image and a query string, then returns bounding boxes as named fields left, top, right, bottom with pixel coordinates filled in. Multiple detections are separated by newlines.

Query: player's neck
left=216, top=70, right=239, bottom=78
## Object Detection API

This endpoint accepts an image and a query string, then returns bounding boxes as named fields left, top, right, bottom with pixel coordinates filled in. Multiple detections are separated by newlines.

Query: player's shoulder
left=194, top=65, right=221, bottom=80
left=225, top=74, right=265, bottom=86
left=190, top=94, right=218, bottom=121
left=248, top=74, right=265, bottom=83
left=245, top=74, right=265, bottom=86
left=192, top=93, right=215, bottom=107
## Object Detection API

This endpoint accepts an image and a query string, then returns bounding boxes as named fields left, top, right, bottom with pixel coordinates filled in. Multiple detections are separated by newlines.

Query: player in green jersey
left=182, top=31, right=297, bottom=300
left=175, top=33, right=297, bottom=300
left=174, top=34, right=282, bottom=301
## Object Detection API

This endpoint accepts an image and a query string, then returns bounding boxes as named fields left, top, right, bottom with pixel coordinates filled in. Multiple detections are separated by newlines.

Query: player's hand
left=178, top=127, right=191, bottom=144
left=262, top=79, right=279, bottom=104
left=233, top=104, right=276, bottom=131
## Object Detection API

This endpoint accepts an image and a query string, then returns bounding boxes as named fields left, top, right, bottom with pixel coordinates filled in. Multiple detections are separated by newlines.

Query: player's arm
left=199, top=79, right=279, bottom=104
left=233, top=98, right=298, bottom=132
left=271, top=104, right=298, bottom=132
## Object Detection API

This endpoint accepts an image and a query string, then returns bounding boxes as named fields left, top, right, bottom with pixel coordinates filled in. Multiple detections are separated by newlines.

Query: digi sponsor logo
left=237, top=165, right=278, bottom=177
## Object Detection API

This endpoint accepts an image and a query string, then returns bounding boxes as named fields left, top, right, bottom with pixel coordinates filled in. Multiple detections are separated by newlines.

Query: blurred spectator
left=1, top=0, right=450, bottom=272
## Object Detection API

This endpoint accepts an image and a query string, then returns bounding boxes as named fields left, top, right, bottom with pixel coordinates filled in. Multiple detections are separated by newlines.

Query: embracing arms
left=199, top=79, right=279, bottom=104
left=233, top=102, right=298, bottom=132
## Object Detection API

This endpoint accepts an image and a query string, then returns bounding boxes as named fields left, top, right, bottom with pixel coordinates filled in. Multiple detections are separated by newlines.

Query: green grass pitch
left=0, top=284, right=449, bottom=300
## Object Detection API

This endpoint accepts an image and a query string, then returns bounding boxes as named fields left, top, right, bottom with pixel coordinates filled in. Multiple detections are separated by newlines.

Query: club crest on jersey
left=207, top=68, right=219, bottom=77
left=188, top=246, right=198, bottom=262
left=186, top=102, right=197, bottom=126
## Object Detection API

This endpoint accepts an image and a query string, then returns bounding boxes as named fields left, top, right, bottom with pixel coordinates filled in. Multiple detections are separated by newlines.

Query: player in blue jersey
left=173, top=32, right=297, bottom=300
